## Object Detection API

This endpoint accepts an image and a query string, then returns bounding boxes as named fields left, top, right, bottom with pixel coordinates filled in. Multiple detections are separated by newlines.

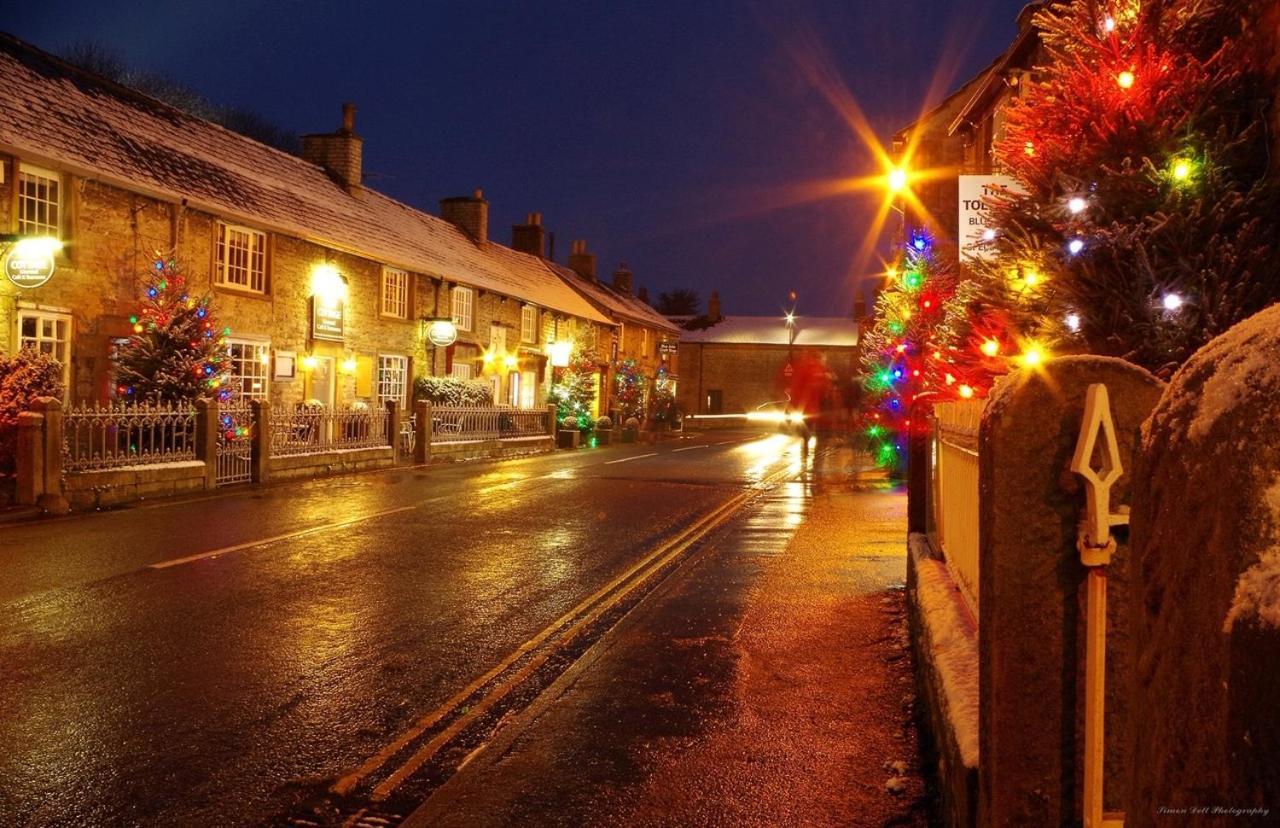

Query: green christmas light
left=902, top=270, right=924, bottom=291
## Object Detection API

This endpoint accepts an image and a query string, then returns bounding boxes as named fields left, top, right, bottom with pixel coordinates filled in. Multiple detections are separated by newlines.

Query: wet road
left=0, top=431, right=808, bottom=826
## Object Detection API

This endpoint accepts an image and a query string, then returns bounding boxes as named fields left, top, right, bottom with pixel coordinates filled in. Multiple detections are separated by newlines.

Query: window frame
left=225, top=338, right=271, bottom=400
left=16, top=307, right=72, bottom=389
left=381, top=267, right=410, bottom=319
left=451, top=286, right=474, bottom=331
left=376, top=353, right=410, bottom=407
left=215, top=221, right=268, bottom=294
left=520, top=305, right=537, bottom=344
left=450, top=362, right=474, bottom=380
left=17, top=163, right=62, bottom=238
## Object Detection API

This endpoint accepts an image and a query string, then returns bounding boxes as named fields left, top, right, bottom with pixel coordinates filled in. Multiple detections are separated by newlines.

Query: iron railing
left=930, top=399, right=983, bottom=612
left=270, top=405, right=389, bottom=456
left=62, top=401, right=198, bottom=472
left=429, top=406, right=550, bottom=443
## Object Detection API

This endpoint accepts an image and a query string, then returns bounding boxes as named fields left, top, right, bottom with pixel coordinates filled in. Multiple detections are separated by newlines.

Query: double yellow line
left=333, top=463, right=796, bottom=803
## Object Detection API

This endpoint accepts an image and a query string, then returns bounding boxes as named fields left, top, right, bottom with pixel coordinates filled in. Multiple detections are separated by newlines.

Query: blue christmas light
left=147, top=288, right=158, bottom=298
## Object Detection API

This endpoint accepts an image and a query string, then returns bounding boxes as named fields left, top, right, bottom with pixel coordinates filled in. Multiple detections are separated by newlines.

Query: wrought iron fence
left=269, top=405, right=389, bottom=456
left=216, top=401, right=254, bottom=485
left=429, top=406, right=550, bottom=443
left=63, top=401, right=198, bottom=473
left=930, top=399, right=983, bottom=612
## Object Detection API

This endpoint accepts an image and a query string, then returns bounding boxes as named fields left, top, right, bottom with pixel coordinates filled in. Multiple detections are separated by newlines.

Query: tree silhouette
left=655, top=289, right=701, bottom=316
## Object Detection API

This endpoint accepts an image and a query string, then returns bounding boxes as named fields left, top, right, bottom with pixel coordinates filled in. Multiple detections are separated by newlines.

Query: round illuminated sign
left=427, top=319, right=458, bottom=347
left=5, top=238, right=60, bottom=289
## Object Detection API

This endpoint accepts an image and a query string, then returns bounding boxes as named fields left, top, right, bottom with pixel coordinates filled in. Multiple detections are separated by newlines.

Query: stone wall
left=676, top=342, right=859, bottom=415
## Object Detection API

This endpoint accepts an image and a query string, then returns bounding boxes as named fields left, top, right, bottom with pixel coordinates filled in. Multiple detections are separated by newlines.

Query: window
left=450, top=363, right=474, bottom=380
left=226, top=339, right=270, bottom=399
left=642, top=327, right=649, bottom=356
left=706, top=390, right=723, bottom=415
left=618, top=322, right=626, bottom=355
left=381, top=268, right=409, bottom=318
left=17, top=309, right=71, bottom=387
left=521, top=305, right=537, bottom=343
left=18, top=164, right=61, bottom=237
left=520, top=370, right=537, bottom=408
left=451, top=286, right=474, bottom=331
left=216, top=222, right=267, bottom=293
left=377, top=355, right=409, bottom=406
left=507, top=371, right=521, bottom=407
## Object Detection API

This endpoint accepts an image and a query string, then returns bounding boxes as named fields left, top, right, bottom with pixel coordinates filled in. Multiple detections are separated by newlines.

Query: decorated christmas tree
left=548, top=325, right=598, bottom=431
left=113, top=257, right=231, bottom=403
left=972, top=0, right=1280, bottom=376
left=613, top=358, right=647, bottom=424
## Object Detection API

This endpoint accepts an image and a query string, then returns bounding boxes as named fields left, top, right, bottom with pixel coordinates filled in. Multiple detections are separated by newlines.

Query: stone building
left=0, top=33, right=612, bottom=410
left=675, top=295, right=860, bottom=416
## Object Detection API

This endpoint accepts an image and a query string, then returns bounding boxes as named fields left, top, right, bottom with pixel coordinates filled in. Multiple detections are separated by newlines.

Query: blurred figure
left=781, top=350, right=831, bottom=457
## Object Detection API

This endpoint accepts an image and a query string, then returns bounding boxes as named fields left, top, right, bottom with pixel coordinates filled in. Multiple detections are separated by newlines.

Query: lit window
left=377, top=354, right=409, bottom=406
left=226, top=339, right=270, bottom=399
left=642, top=327, right=649, bottom=356
left=18, top=164, right=61, bottom=237
left=17, top=308, right=71, bottom=388
left=381, top=268, right=409, bottom=318
left=451, top=286, right=474, bottom=331
left=618, top=322, right=626, bottom=355
left=520, top=369, right=537, bottom=408
left=216, top=223, right=267, bottom=293
left=521, top=305, right=537, bottom=343
left=507, top=371, right=521, bottom=406
left=450, top=362, right=474, bottom=380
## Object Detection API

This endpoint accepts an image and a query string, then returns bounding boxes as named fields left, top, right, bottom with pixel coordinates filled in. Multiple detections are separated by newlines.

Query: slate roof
left=549, top=264, right=682, bottom=334
left=0, top=32, right=611, bottom=325
left=678, top=316, right=860, bottom=347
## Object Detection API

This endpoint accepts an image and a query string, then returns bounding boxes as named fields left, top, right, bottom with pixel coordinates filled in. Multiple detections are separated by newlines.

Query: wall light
left=311, top=263, right=348, bottom=302
left=549, top=340, right=572, bottom=368
left=302, top=354, right=318, bottom=370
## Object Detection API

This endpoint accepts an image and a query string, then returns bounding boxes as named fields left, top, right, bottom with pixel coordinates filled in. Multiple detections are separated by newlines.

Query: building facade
left=0, top=34, right=613, bottom=411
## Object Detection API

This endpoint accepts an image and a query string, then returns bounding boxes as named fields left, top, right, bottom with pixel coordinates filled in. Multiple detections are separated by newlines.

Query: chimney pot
left=440, top=190, right=489, bottom=243
left=302, top=102, right=363, bottom=193
left=707, top=291, right=723, bottom=323
left=612, top=261, right=633, bottom=296
left=568, top=240, right=597, bottom=281
left=512, top=211, right=547, bottom=258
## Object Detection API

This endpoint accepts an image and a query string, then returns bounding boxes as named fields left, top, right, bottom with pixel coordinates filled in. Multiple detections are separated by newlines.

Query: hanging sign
left=311, top=295, right=345, bottom=342
left=427, top=319, right=458, bottom=347
left=958, top=174, right=1024, bottom=263
left=659, top=340, right=678, bottom=355
left=5, top=239, right=58, bottom=288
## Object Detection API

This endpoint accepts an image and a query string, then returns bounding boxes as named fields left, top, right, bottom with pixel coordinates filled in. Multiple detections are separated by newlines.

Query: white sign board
left=958, top=174, right=1023, bottom=263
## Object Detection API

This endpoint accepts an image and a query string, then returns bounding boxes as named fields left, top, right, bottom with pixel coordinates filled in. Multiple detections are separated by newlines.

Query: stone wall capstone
left=1128, top=304, right=1280, bottom=825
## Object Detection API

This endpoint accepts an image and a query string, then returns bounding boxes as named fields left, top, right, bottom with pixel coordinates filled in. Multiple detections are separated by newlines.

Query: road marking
left=335, top=459, right=798, bottom=801
left=148, top=505, right=420, bottom=569
left=672, top=445, right=708, bottom=452
left=602, top=452, right=658, bottom=465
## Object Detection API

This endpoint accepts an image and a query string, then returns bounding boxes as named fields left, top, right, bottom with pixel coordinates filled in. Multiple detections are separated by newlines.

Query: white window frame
left=377, top=354, right=409, bottom=407
left=18, top=163, right=61, bottom=238
left=642, top=327, right=649, bottom=357
left=519, top=369, right=537, bottom=408
left=16, top=307, right=72, bottom=388
left=381, top=268, right=409, bottom=319
left=521, top=305, right=537, bottom=344
left=450, top=362, right=474, bottom=380
left=618, top=321, right=626, bottom=356
left=226, top=338, right=271, bottom=400
left=216, top=222, right=268, bottom=294
left=451, top=286, right=474, bottom=331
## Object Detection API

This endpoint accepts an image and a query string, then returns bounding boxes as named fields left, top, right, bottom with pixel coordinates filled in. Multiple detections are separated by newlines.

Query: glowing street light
left=887, top=166, right=909, bottom=193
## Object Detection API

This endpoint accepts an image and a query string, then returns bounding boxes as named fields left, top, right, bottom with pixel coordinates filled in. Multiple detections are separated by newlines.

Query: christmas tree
left=973, top=0, right=1280, bottom=375
left=114, top=258, right=231, bottom=403
left=613, top=358, right=647, bottom=424
left=548, top=325, right=598, bottom=431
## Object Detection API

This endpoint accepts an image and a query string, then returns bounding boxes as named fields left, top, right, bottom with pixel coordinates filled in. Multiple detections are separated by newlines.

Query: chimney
left=637, top=285, right=649, bottom=304
left=568, top=240, right=597, bottom=281
left=301, top=102, right=363, bottom=193
left=612, top=261, right=633, bottom=296
left=441, top=189, right=489, bottom=243
left=707, top=290, right=723, bottom=322
left=512, top=212, right=546, bottom=257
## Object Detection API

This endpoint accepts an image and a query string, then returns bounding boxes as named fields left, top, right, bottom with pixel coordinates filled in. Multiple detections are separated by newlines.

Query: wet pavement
left=403, top=443, right=927, bottom=827
left=0, top=430, right=860, bottom=826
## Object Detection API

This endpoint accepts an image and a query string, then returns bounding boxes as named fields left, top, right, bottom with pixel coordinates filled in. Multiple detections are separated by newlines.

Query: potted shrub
left=622, top=416, right=640, bottom=443
left=595, top=415, right=614, bottom=445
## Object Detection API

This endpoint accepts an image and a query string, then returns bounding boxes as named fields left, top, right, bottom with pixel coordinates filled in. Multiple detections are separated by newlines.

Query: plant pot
left=596, top=429, right=613, bottom=446
left=556, top=429, right=581, bottom=449
left=621, top=428, right=638, bottom=444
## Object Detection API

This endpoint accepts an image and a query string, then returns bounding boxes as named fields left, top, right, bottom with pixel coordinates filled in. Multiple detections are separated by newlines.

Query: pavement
left=402, top=444, right=928, bottom=827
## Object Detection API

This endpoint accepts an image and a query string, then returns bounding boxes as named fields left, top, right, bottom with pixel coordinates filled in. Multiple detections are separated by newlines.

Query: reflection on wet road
left=0, top=430, right=809, bottom=827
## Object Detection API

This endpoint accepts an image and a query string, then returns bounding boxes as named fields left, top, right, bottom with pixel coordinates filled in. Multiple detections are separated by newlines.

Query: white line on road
left=602, top=452, right=659, bottom=465
left=148, top=504, right=420, bottom=570
left=672, top=445, right=708, bottom=452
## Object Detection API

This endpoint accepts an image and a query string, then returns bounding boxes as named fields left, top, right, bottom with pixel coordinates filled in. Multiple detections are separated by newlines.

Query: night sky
left=10, top=0, right=1027, bottom=317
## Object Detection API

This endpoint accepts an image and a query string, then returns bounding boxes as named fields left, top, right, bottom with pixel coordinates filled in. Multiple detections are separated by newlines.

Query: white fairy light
left=1068, top=196, right=1088, bottom=214
left=1065, top=312, right=1082, bottom=332
left=1162, top=293, right=1184, bottom=311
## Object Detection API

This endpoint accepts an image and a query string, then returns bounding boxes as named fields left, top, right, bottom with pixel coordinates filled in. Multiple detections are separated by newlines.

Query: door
left=310, top=357, right=336, bottom=406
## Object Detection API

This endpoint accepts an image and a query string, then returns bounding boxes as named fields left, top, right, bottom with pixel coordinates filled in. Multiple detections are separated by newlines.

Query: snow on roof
left=549, top=264, right=681, bottom=334
left=678, top=315, right=860, bottom=347
left=0, top=33, right=610, bottom=325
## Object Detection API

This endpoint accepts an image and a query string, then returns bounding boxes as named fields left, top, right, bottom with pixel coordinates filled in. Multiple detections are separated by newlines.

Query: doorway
left=310, top=356, right=336, bottom=407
